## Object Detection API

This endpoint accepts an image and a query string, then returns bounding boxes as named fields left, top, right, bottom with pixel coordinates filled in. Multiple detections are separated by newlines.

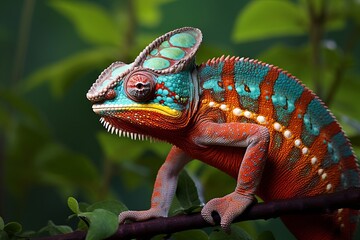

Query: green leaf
left=134, top=0, right=175, bottom=27
left=349, top=0, right=360, bottom=25
left=325, top=0, right=346, bottom=30
left=0, top=89, right=46, bottom=131
left=39, top=221, right=73, bottom=236
left=49, top=0, right=120, bottom=46
left=333, top=74, right=360, bottom=122
left=256, top=231, right=276, bottom=240
left=5, top=122, right=49, bottom=197
left=349, top=135, right=360, bottom=147
left=24, top=48, right=117, bottom=97
left=201, top=167, right=236, bottom=201
left=78, top=209, right=118, bottom=240
left=175, top=170, right=202, bottom=213
left=257, top=45, right=312, bottom=86
left=97, top=133, right=143, bottom=162
left=97, top=132, right=171, bottom=163
left=86, top=200, right=128, bottom=215
left=0, top=231, right=9, bottom=240
left=209, top=226, right=252, bottom=240
left=301, top=0, right=345, bottom=31
left=172, top=229, right=209, bottom=240
left=0, top=217, right=4, bottom=230
left=35, top=143, right=101, bottom=196
left=68, top=197, right=81, bottom=214
left=232, top=0, right=307, bottom=43
left=4, top=222, right=22, bottom=235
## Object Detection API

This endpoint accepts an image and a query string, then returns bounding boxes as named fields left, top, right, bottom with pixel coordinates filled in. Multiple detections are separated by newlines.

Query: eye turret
left=124, top=71, right=156, bottom=102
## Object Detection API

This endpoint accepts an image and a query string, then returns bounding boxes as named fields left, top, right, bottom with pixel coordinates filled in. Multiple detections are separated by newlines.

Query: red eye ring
left=124, top=71, right=156, bottom=102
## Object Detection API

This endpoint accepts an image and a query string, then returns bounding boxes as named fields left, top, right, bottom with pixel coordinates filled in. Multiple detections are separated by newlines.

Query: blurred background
left=1, top=0, right=360, bottom=239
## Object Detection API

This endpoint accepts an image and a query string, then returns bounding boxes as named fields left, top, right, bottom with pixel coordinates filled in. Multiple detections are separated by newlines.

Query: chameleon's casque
left=87, top=27, right=360, bottom=239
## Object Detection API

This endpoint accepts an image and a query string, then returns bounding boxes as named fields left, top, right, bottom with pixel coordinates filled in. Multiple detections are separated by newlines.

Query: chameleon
left=86, top=27, right=360, bottom=239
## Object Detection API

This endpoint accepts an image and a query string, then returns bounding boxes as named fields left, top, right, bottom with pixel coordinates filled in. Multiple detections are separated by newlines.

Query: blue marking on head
left=154, top=71, right=192, bottom=111
left=98, top=70, right=193, bottom=116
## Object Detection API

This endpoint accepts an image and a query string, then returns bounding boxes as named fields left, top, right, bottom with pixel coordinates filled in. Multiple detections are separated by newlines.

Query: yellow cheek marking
left=93, top=103, right=181, bottom=117
left=127, top=103, right=181, bottom=117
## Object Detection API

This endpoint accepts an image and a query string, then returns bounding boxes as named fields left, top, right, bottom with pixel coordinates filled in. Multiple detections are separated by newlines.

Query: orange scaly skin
left=87, top=28, right=360, bottom=239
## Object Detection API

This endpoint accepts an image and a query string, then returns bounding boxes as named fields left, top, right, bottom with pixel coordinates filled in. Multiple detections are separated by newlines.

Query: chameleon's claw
left=201, top=192, right=254, bottom=232
left=118, top=209, right=166, bottom=224
left=200, top=205, right=217, bottom=225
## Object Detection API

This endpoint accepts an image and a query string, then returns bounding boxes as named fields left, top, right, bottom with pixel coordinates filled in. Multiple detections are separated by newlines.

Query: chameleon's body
left=87, top=28, right=360, bottom=239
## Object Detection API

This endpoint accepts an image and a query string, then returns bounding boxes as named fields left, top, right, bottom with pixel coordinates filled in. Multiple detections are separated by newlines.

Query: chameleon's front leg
left=119, top=146, right=191, bottom=223
left=195, top=122, right=270, bottom=231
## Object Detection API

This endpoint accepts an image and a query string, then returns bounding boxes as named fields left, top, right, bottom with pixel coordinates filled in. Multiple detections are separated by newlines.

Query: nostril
left=105, top=89, right=116, bottom=100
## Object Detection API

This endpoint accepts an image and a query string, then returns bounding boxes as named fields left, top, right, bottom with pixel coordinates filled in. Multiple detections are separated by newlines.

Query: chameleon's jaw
left=92, top=103, right=185, bottom=142
left=92, top=103, right=182, bottom=118
left=99, top=117, right=159, bottom=142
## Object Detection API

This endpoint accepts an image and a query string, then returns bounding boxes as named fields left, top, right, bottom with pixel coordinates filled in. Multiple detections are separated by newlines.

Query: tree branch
left=35, top=188, right=360, bottom=240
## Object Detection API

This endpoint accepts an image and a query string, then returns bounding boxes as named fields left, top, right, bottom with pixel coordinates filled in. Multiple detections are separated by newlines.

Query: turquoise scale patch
left=301, top=113, right=319, bottom=147
left=341, top=170, right=360, bottom=189
left=302, top=98, right=334, bottom=146
left=272, top=72, right=304, bottom=127
left=155, top=71, right=192, bottom=111
left=331, top=132, right=353, bottom=158
left=200, top=63, right=225, bottom=102
left=306, top=99, right=334, bottom=128
left=321, top=132, right=353, bottom=169
left=169, top=33, right=196, bottom=48
left=111, top=64, right=132, bottom=78
left=234, top=60, right=269, bottom=113
left=99, top=79, right=111, bottom=90
left=143, top=57, right=170, bottom=70
left=203, top=80, right=223, bottom=93
left=150, top=49, right=158, bottom=56
left=159, top=47, right=185, bottom=60
left=105, top=83, right=136, bottom=107
left=160, top=41, right=170, bottom=48
left=199, top=63, right=224, bottom=83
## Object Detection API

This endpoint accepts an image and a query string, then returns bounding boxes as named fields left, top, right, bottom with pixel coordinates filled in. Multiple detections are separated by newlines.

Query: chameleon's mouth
left=92, top=103, right=181, bottom=117
left=99, top=117, right=160, bottom=142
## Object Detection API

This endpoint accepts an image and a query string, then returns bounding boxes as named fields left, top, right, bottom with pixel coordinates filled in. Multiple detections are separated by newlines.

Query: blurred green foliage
left=1, top=0, right=360, bottom=239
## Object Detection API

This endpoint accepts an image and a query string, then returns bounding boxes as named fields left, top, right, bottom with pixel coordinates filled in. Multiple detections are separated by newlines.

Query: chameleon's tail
left=281, top=208, right=359, bottom=240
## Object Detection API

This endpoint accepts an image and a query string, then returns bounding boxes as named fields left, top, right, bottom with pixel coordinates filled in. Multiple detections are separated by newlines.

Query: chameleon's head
left=86, top=27, right=202, bottom=140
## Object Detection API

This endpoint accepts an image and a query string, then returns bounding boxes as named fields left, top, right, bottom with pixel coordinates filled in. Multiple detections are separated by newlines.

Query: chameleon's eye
left=124, top=71, right=156, bottom=102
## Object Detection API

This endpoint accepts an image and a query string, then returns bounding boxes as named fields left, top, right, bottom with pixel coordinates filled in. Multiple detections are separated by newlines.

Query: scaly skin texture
left=87, top=27, right=360, bottom=239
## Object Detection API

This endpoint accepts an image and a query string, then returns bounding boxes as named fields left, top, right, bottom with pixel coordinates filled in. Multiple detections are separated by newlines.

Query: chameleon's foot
left=118, top=208, right=166, bottom=224
left=201, top=192, right=254, bottom=232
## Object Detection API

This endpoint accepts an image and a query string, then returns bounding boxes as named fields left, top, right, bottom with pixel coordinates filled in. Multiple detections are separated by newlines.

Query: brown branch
left=35, top=187, right=360, bottom=240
